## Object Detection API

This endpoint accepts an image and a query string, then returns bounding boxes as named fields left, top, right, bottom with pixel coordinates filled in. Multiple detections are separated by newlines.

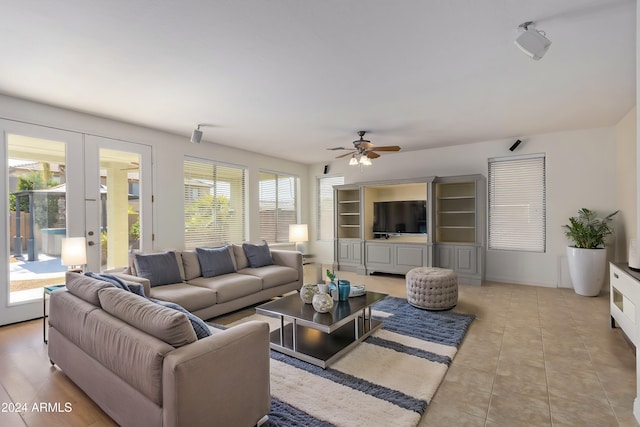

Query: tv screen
left=373, top=200, right=427, bottom=234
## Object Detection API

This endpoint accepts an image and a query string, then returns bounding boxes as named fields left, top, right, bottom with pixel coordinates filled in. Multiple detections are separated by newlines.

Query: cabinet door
left=435, top=245, right=453, bottom=269
left=396, top=245, right=425, bottom=269
left=454, top=246, right=477, bottom=275
left=351, top=240, right=362, bottom=263
left=338, top=240, right=351, bottom=263
left=366, top=244, right=392, bottom=265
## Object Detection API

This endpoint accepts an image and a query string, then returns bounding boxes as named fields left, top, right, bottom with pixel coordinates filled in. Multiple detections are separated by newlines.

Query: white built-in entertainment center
left=333, top=175, right=485, bottom=285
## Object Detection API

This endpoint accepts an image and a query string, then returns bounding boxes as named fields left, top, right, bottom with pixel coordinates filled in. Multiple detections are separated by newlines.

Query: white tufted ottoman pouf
left=406, top=267, right=458, bottom=310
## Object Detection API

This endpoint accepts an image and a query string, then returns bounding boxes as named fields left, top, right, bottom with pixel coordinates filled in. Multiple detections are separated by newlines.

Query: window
left=488, top=154, right=546, bottom=252
left=317, top=176, right=344, bottom=240
left=184, top=158, right=246, bottom=248
left=259, top=172, right=298, bottom=243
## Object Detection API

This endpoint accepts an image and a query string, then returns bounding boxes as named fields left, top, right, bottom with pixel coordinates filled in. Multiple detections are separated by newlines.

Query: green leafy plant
left=326, top=269, right=336, bottom=282
left=563, top=208, right=619, bottom=249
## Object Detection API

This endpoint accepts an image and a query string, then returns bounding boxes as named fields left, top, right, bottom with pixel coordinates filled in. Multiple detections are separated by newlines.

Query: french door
left=84, top=136, right=152, bottom=272
left=1, top=120, right=152, bottom=325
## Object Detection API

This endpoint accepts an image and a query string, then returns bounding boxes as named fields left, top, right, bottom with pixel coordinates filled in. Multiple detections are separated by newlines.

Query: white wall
left=0, top=94, right=311, bottom=251
left=312, top=126, right=618, bottom=288
left=615, top=107, right=637, bottom=262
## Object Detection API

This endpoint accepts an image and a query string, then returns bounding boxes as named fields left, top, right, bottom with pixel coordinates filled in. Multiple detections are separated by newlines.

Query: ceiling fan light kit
left=515, top=21, right=551, bottom=60
left=329, top=130, right=401, bottom=167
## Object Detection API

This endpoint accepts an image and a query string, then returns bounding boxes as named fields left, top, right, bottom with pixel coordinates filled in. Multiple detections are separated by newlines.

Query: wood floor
left=0, top=273, right=637, bottom=426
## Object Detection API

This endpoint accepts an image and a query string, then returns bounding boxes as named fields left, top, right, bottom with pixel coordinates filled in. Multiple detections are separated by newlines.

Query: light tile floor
left=0, top=272, right=637, bottom=426
left=320, top=272, right=638, bottom=427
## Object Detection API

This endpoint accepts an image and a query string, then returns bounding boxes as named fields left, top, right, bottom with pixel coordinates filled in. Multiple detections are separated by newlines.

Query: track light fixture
left=190, top=123, right=216, bottom=143
left=509, top=139, right=522, bottom=151
left=191, top=124, right=203, bottom=143
left=515, top=21, right=551, bottom=60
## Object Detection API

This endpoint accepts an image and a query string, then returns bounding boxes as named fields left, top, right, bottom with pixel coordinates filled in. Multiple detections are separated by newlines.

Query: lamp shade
left=289, top=224, right=308, bottom=243
left=61, top=237, right=87, bottom=267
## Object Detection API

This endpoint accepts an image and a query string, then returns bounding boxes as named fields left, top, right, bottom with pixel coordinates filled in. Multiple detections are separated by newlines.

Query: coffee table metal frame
left=256, top=291, right=387, bottom=368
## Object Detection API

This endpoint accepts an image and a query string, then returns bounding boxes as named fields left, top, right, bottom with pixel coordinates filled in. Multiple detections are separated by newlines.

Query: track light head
left=190, top=126, right=203, bottom=143
left=509, top=139, right=522, bottom=151
left=515, top=22, right=551, bottom=60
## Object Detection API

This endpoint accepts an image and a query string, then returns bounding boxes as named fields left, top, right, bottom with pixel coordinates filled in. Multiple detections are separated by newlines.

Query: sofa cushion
left=85, top=272, right=146, bottom=296
left=66, top=271, right=115, bottom=306
left=151, top=299, right=212, bottom=340
left=196, top=246, right=236, bottom=278
left=98, top=288, right=197, bottom=347
left=242, top=241, right=274, bottom=268
left=238, top=265, right=299, bottom=289
left=188, top=273, right=263, bottom=303
left=180, top=250, right=202, bottom=281
left=148, top=283, right=217, bottom=313
left=134, top=251, right=183, bottom=287
left=233, top=244, right=249, bottom=270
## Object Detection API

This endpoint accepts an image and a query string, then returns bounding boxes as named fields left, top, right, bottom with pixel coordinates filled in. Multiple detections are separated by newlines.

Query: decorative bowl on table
left=299, top=284, right=319, bottom=304
left=312, top=292, right=334, bottom=313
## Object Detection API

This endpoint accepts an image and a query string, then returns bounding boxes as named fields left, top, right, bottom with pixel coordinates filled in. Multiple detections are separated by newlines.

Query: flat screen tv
left=373, top=200, right=427, bottom=235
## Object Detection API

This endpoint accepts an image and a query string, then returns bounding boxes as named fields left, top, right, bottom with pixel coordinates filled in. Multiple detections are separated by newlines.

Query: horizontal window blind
left=259, top=172, right=298, bottom=243
left=317, top=176, right=344, bottom=240
left=488, top=155, right=546, bottom=252
left=184, top=159, right=246, bottom=248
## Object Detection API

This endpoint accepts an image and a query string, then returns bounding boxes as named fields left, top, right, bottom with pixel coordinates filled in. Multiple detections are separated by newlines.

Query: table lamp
left=61, top=237, right=87, bottom=272
left=289, top=224, right=308, bottom=254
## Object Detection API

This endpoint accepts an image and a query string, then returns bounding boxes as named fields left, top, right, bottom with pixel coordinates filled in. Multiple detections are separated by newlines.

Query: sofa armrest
left=162, top=321, right=271, bottom=427
left=110, top=272, right=152, bottom=297
left=271, top=249, right=303, bottom=287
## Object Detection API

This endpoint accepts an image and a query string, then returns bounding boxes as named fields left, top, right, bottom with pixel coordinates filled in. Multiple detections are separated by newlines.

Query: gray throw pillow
left=134, top=251, right=183, bottom=287
left=196, top=246, right=236, bottom=278
left=242, top=241, right=274, bottom=268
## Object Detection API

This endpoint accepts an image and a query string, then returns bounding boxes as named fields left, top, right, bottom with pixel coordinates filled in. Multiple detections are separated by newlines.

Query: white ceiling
left=0, top=0, right=636, bottom=164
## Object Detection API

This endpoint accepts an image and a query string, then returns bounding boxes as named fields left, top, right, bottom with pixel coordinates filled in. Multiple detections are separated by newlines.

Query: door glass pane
left=8, top=135, right=66, bottom=303
left=99, top=149, right=140, bottom=270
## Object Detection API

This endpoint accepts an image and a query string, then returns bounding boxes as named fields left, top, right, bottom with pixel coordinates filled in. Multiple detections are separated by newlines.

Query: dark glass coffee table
left=255, top=291, right=387, bottom=368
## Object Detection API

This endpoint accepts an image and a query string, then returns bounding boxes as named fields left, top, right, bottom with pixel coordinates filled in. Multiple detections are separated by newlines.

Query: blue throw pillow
left=134, top=251, right=183, bottom=287
left=151, top=298, right=212, bottom=340
left=196, top=246, right=236, bottom=278
left=85, top=272, right=146, bottom=297
left=242, top=241, right=274, bottom=268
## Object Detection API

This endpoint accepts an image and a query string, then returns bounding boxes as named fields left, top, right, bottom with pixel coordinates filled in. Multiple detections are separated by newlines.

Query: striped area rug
left=229, top=296, right=474, bottom=427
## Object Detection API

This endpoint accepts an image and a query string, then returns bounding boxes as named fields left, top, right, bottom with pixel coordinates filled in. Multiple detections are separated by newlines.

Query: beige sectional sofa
left=48, top=272, right=271, bottom=427
left=113, top=244, right=303, bottom=320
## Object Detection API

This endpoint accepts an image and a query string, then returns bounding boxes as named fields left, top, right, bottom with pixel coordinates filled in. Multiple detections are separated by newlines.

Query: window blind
left=184, top=158, right=246, bottom=248
left=317, top=176, right=344, bottom=240
left=488, top=154, right=546, bottom=252
left=259, top=172, right=298, bottom=243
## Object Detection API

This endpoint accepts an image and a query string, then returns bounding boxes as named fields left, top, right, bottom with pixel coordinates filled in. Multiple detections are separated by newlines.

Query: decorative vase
left=330, top=282, right=339, bottom=301
left=312, top=291, right=334, bottom=313
left=317, top=283, right=330, bottom=294
left=299, top=284, right=318, bottom=304
left=338, top=280, right=351, bottom=301
left=566, top=246, right=607, bottom=296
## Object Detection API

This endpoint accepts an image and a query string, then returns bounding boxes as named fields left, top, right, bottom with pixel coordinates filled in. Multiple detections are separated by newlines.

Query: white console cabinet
left=610, top=262, right=640, bottom=346
left=610, top=263, right=640, bottom=424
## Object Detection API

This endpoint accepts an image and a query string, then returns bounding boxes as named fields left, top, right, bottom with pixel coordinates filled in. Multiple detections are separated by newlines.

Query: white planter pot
left=566, top=246, right=607, bottom=296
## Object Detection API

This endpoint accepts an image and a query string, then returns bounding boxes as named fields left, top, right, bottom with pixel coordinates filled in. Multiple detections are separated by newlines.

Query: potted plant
left=563, top=208, right=618, bottom=296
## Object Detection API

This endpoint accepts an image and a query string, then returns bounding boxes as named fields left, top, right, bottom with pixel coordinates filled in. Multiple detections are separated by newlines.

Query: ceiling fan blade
left=358, top=141, right=373, bottom=149
left=327, top=147, right=349, bottom=151
left=370, top=145, right=401, bottom=152
left=335, top=151, right=355, bottom=159
left=367, top=151, right=380, bottom=159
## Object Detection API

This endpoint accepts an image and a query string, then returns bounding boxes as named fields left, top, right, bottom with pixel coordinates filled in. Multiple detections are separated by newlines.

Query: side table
left=43, top=284, right=66, bottom=344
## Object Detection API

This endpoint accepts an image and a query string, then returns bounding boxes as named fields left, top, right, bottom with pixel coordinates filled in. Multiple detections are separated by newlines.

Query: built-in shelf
left=435, top=181, right=477, bottom=244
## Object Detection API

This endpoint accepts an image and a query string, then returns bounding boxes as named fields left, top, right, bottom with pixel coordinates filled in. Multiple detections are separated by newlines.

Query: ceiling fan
left=328, top=131, right=401, bottom=164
